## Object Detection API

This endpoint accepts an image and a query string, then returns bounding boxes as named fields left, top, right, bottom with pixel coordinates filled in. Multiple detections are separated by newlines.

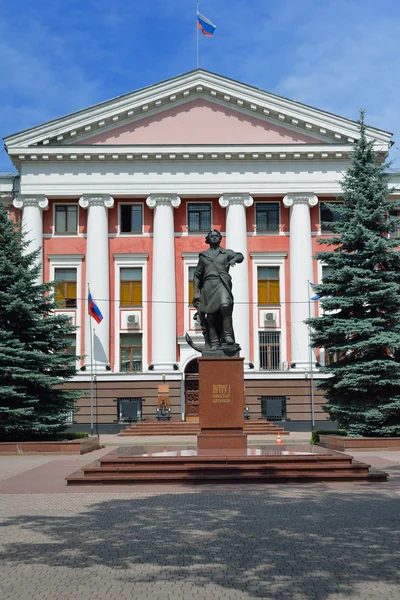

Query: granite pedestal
left=197, top=357, right=247, bottom=451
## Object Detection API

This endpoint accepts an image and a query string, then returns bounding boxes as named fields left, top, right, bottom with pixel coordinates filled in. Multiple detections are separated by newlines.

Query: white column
left=283, top=193, right=318, bottom=370
left=146, top=194, right=181, bottom=371
left=79, top=194, right=114, bottom=370
left=219, top=193, right=253, bottom=367
left=13, top=195, right=49, bottom=283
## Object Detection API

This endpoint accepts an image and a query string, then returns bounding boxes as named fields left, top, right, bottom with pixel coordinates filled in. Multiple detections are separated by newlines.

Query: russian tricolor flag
left=88, top=290, right=103, bottom=324
left=197, top=12, right=216, bottom=37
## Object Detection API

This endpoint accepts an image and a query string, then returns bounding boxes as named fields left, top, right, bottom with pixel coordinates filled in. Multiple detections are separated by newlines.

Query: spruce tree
left=308, top=111, right=400, bottom=437
left=0, top=203, right=81, bottom=441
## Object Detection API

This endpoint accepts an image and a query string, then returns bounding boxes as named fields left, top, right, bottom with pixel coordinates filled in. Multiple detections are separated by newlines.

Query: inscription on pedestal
left=212, top=384, right=231, bottom=404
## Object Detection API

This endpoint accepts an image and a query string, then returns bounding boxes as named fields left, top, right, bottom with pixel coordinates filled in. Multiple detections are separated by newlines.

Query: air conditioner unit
left=264, top=312, right=276, bottom=322
left=127, top=314, right=139, bottom=326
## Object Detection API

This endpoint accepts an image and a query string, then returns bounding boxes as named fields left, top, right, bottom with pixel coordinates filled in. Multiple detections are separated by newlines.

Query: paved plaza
left=0, top=437, right=400, bottom=600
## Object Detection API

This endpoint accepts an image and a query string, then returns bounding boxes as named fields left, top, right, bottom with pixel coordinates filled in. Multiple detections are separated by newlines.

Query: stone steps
left=66, top=452, right=387, bottom=485
left=118, top=421, right=290, bottom=436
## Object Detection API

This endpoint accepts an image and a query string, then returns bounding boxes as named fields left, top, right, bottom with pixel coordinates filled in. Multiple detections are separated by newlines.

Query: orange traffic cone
left=276, top=432, right=283, bottom=445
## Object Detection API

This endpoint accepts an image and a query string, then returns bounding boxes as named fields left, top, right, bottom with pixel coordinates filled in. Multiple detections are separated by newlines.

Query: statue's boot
left=221, top=305, right=235, bottom=345
left=206, top=314, right=220, bottom=350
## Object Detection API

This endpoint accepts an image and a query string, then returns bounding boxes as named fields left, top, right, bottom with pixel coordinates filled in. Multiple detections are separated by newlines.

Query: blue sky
left=1, top=0, right=400, bottom=170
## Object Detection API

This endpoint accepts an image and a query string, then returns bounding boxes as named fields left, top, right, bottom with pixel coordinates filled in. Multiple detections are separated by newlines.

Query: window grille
left=187, top=203, right=211, bottom=232
left=117, top=397, right=143, bottom=423
left=261, top=396, right=287, bottom=421
left=259, top=331, right=281, bottom=370
left=64, top=409, right=74, bottom=424
left=255, top=203, right=279, bottom=232
left=120, top=204, right=143, bottom=233
left=120, top=333, right=142, bottom=372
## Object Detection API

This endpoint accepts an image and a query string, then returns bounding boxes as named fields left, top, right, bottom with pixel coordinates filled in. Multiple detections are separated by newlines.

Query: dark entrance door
left=185, top=359, right=199, bottom=421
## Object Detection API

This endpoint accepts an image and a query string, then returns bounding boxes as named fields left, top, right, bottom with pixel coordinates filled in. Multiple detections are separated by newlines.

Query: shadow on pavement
left=1, top=487, right=400, bottom=598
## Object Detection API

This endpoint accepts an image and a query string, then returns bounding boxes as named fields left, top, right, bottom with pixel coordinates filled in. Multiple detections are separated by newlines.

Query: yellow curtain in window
left=258, top=281, right=268, bottom=305
left=120, top=280, right=142, bottom=306
left=131, top=280, right=142, bottom=306
left=257, top=280, right=280, bottom=304
left=269, top=280, right=280, bottom=304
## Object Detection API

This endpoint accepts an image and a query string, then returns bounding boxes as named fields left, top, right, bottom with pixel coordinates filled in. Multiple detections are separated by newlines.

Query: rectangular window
left=64, top=409, right=74, bottom=424
left=259, top=331, right=281, bottom=370
left=255, top=203, right=279, bottom=232
left=55, top=268, right=77, bottom=308
left=389, top=213, right=400, bottom=238
left=120, top=268, right=142, bottom=307
left=261, top=396, right=287, bottom=421
left=257, top=266, right=280, bottom=305
left=188, top=266, right=196, bottom=306
left=55, top=205, right=78, bottom=234
left=320, top=202, right=343, bottom=232
left=120, top=333, right=142, bottom=372
left=117, top=397, right=143, bottom=423
left=187, top=203, right=211, bottom=232
left=120, top=204, right=143, bottom=233
left=322, top=266, right=333, bottom=282
left=62, top=334, right=76, bottom=356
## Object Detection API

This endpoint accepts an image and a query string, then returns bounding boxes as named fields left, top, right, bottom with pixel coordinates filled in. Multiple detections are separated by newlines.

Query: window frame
left=260, top=395, right=287, bottom=421
left=54, top=267, right=78, bottom=309
left=319, top=201, right=344, bottom=233
left=119, top=202, right=144, bottom=235
left=257, top=266, right=280, bottom=306
left=254, top=202, right=280, bottom=233
left=182, top=253, right=201, bottom=333
left=53, top=203, right=79, bottom=235
left=259, top=331, right=281, bottom=371
left=251, top=252, right=287, bottom=370
left=120, top=333, right=143, bottom=373
left=114, top=253, right=148, bottom=373
left=120, top=267, right=143, bottom=308
left=49, top=254, right=83, bottom=370
left=186, top=202, right=212, bottom=234
left=117, top=397, right=143, bottom=423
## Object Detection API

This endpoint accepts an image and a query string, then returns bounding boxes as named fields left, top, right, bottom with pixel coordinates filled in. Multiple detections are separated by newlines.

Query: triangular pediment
left=4, top=69, right=392, bottom=153
left=76, top=98, right=322, bottom=146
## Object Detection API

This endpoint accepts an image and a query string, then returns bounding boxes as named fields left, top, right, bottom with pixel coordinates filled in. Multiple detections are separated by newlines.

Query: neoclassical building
left=2, top=69, right=399, bottom=431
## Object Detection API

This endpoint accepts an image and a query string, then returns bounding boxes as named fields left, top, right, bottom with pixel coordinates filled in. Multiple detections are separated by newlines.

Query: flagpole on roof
left=88, top=283, right=94, bottom=436
left=196, top=0, right=199, bottom=68
left=307, top=280, right=316, bottom=429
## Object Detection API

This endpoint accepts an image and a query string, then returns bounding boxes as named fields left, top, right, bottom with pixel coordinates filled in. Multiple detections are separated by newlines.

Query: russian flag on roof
left=88, top=290, right=103, bottom=324
left=197, top=12, right=216, bottom=37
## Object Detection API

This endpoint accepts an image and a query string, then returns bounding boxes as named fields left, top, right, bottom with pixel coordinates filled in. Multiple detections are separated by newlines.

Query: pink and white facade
left=2, top=70, right=398, bottom=431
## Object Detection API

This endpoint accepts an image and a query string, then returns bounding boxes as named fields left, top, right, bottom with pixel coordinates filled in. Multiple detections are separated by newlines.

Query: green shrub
left=311, top=429, right=347, bottom=445
left=60, top=432, right=89, bottom=440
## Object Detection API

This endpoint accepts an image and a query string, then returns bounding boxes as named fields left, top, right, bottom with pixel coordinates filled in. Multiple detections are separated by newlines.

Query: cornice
left=8, top=143, right=379, bottom=164
left=4, top=71, right=392, bottom=151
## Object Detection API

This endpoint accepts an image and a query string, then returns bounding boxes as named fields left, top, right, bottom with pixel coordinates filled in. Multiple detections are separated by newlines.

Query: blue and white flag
left=309, top=282, right=321, bottom=301
left=197, top=12, right=216, bottom=37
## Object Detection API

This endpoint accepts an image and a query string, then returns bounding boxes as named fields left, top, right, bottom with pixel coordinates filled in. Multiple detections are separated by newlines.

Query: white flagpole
left=307, top=280, right=316, bottom=429
left=196, top=0, right=199, bottom=68
left=88, top=283, right=94, bottom=436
